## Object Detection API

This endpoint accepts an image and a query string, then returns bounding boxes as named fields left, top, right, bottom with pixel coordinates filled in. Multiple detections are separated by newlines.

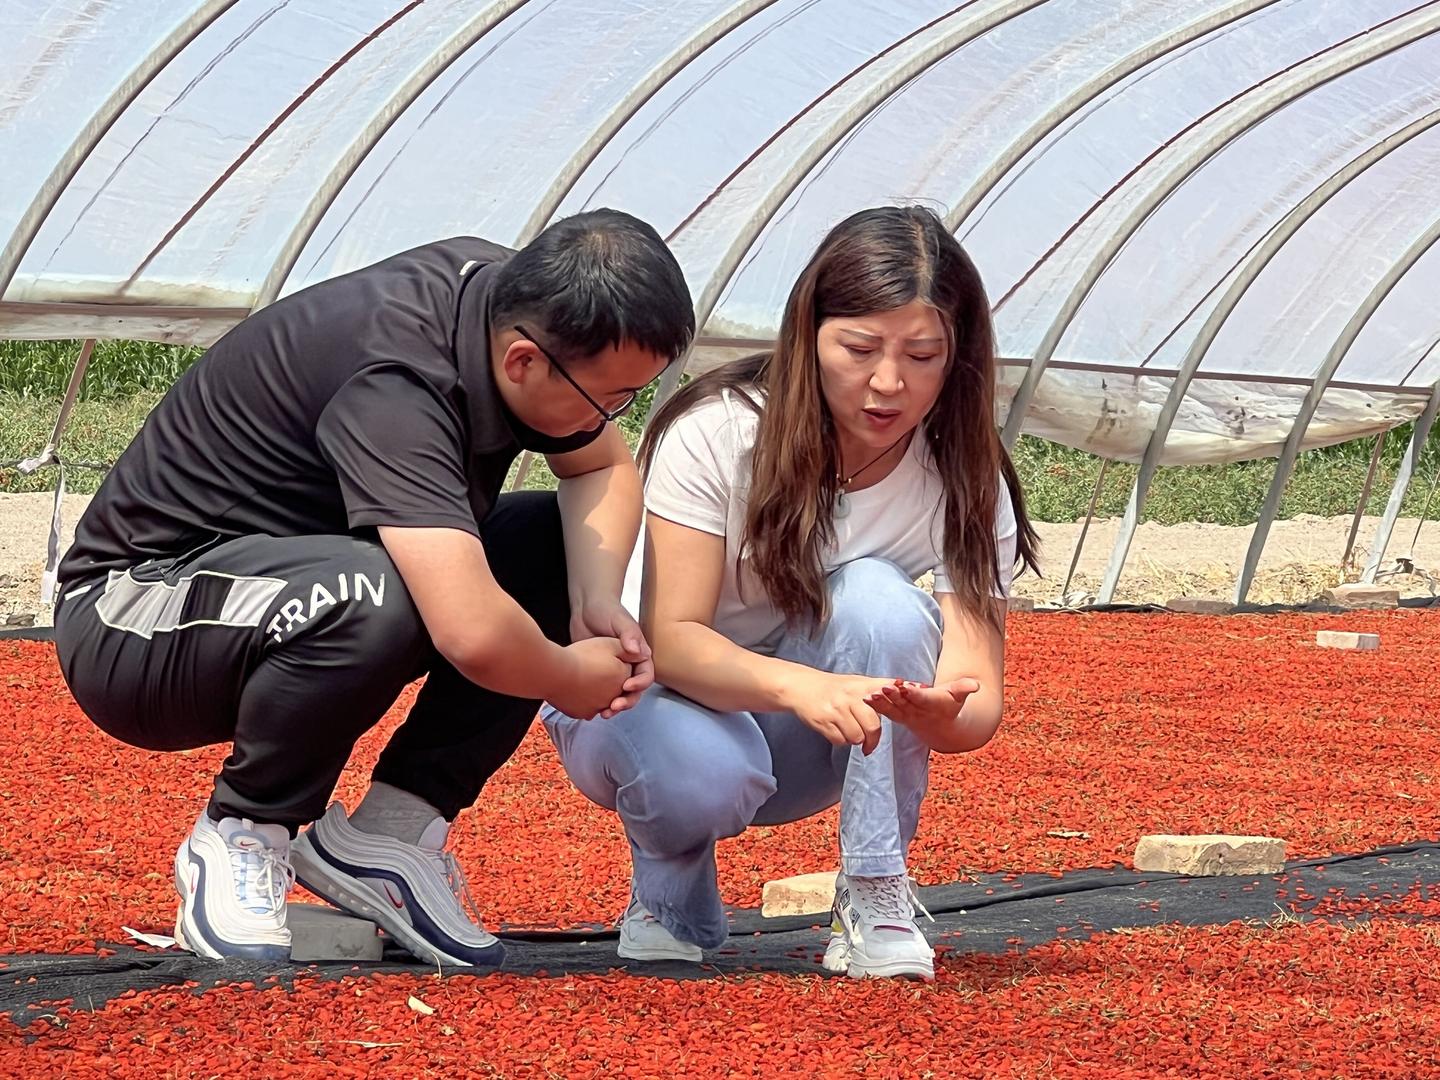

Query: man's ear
left=498, top=337, right=539, bottom=386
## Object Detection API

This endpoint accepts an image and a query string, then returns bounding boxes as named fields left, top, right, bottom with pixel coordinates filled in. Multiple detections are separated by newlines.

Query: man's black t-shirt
left=59, top=237, right=602, bottom=585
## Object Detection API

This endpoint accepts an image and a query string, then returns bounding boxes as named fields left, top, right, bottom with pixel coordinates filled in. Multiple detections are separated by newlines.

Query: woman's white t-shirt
left=622, top=388, right=1018, bottom=652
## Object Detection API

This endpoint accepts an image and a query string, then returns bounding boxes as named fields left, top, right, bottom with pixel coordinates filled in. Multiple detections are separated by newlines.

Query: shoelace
left=910, top=878, right=935, bottom=923
left=428, top=849, right=486, bottom=926
left=228, top=843, right=294, bottom=916
left=846, top=875, right=935, bottom=945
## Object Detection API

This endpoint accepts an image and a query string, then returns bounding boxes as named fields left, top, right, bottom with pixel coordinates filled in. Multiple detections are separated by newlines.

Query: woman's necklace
left=833, top=431, right=913, bottom=520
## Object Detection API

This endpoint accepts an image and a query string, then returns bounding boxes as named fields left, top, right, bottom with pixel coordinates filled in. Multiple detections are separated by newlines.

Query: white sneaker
left=291, top=803, right=503, bottom=968
left=824, top=872, right=934, bottom=980
left=173, top=812, right=293, bottom=961
left=616, top=890, right=702, bottom=963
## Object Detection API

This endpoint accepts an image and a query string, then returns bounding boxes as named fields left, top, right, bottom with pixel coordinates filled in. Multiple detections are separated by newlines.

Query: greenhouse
left=9, top=4, right=1440, bottom=1072
left=4, top=0, right=1440, bottom=603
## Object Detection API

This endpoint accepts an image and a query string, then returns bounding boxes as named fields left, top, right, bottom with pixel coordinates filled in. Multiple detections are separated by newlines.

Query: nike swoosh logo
left=381, top=881, right=405, bottom=910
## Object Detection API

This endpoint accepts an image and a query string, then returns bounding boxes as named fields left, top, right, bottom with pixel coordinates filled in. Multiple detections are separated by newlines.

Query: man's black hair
left=492, top=208, right=696, bottom=363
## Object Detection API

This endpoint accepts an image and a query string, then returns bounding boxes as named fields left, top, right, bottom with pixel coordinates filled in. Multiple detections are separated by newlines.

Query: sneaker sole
left=822, top=932, right=849, bottom=973
left=291, top=834, right=503, bottom=969
left=616, top=929, right=702, bottom=963
left=846, top=955, right=935, bottom=981
left=825, top=933, right=933, bottom=979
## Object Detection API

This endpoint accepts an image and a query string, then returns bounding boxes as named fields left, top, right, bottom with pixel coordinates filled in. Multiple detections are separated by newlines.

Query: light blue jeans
left=543, top=558, right=942, bottom=948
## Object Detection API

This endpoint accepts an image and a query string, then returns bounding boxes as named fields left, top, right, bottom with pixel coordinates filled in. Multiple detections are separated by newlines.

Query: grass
left=5, top=339, right=1440, bottom=527
left=1, top=391, right=163, bottom=486
left=1015, top=429, right=1440, bottom=526
left=0, top=339, right=203, bottom=400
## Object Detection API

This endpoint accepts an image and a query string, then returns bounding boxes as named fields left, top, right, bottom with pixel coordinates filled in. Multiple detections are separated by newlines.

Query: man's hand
left=548, top=636, right=638, bottom=720
left=379, top=526, right=647, bottom=719
left=570, top=597, right=654, bottom=717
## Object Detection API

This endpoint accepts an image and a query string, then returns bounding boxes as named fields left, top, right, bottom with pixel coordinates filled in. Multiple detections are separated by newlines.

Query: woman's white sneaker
left=291, top=803, right=503, bottom=968
left=173, top=812, right=293, bottom=961
left=827, top=872, right=934, bottom=980
left=616, top=890, right=703, bottom=962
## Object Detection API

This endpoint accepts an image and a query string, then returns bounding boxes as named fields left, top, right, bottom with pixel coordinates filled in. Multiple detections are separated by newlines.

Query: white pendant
left=834, top=490, right=850, bottom=519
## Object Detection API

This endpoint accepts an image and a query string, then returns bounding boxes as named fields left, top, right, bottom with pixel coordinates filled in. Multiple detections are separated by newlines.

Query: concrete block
left=1165, top=597, right=1233, bottom=615
left=288, top=902, right=383, bottom=962
left=1133, top=834, right=1285, bottom=877
left=1323, top=584, right=1399, bottom=610
left=761, top=872, right=838, bottom=918
left=1315, top=630, right=1380, bottom=651
left=1008, top=596, right=1036, bottom=613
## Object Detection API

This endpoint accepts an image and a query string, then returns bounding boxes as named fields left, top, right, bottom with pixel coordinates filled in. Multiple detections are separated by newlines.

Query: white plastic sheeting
left=3, top=0, right=1439, bottom=471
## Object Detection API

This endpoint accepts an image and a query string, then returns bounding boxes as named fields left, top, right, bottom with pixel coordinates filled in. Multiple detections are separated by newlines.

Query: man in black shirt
left=54, top=209, right=695, bottom=966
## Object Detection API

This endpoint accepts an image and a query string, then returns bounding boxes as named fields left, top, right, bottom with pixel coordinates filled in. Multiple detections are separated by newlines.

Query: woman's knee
left=556, top=692, right=777, bottom=844
left=621, top=762, right=773, bottom=852
left=545, top=706, right=628, bottom=810
left=825, top=558, right=942, bottom=662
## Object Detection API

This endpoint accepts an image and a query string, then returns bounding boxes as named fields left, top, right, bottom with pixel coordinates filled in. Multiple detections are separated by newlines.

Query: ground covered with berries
left=3, top=611, right=1439, bottom=1076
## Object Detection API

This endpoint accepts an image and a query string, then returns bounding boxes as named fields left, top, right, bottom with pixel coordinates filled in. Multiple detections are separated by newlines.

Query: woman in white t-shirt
left=543, top=205, right=1037, bottom=980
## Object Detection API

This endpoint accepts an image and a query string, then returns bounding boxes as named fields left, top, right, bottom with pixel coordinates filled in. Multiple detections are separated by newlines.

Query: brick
left=761, top=872, right=838, bottom=918
left=1133, top=834, right=1285, bottom=876
left=1008, top=596, right=1036, bottom=613
left=1165, top=597, right=1233, bottom=615
left=1323, top=584, right=1399, bottom=610
left=288, top=903, right=383, bottom=962
left=1315, top=630, right=1379, bottom=651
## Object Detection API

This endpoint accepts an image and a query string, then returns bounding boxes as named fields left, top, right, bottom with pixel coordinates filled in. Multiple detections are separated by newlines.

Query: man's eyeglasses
left=513, top=324, right=638, bottom=423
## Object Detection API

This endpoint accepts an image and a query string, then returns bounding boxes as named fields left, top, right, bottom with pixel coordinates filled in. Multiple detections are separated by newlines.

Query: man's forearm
left=451, top=602, right=571, bottom=698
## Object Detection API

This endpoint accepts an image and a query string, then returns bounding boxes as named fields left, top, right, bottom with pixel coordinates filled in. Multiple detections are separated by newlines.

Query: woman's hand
left=569, top=598, right=654, bottom=717
left=784, top=672, right=899, bottom=755
left=865, top=679, right=981, bottom=745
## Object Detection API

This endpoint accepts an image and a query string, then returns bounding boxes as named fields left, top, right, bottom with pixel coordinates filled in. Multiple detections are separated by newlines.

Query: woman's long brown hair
left=640, top=205, right=1039, bottom=629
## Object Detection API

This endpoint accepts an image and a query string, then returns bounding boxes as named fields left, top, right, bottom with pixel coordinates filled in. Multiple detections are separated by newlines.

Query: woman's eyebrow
left=837, top=330, right=944, bottom=348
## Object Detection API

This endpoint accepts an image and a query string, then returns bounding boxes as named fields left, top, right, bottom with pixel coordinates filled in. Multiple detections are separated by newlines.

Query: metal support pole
left=516, top=0, right=783, bottom=244
left=504, top=2, right=783, bottom=494
left=14, top=339, right=97, bottom=605
left=1363, top=382, right=1440, bottom=582
left=0, top=1, right=239, bottom=301
left=998, top=11, right=1440, bottom=451
left=1234, top=211, right=1440, bottom=604
left=510, top=452, right=537, bottom=492
left=943, top=0, right=1282, bottom=232
left=253, top=1, right=529, bottom=308
left=1405, top=462, right=1440, bottom=561
left=1059, top=458, right=1110, bottom=601
left=640, top=0, right=1048, bottom=447
left=1341, top=432, right=1386, bottom=572
left=1096, top=107, right=1440, bottom=603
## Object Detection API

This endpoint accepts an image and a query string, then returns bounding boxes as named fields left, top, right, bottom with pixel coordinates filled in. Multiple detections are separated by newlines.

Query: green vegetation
left=0, top=338, right=202, bottom=400
left=4, top=340, right=1440, bottom=527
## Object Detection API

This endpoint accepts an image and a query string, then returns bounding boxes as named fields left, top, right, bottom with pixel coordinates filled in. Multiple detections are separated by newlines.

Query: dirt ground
left=4, top=491, right=1440, bottom=627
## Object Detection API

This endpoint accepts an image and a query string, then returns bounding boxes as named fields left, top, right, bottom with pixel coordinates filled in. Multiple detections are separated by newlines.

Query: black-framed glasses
left=513, top=324, right=638, bottom=422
